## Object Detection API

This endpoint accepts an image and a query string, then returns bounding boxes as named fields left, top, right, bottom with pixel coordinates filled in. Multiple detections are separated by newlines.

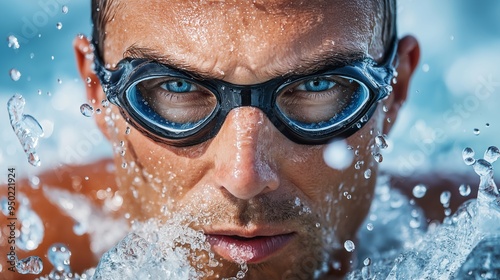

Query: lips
left=205, top=232, right=296, bottom=263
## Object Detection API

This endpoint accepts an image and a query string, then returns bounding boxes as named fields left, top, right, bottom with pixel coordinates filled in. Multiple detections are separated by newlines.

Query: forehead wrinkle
left=257, top=46, right=367, bottom=78
left=123, top=44, right=226, bottom=80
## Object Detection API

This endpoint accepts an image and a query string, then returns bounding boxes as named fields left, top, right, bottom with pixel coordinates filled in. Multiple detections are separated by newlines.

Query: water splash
left=17, top=195, right=45, bottom=251
left=42, top=186, right=128, bottom=256
left=16, top=256, right=43, bottom=275
left=93, top=217, right=228, bottom=279
left=7, top=35, right=20, bottom=49
left=7, top=94, right=44, bottom=166
left=1, top=193, right=45, bottom=251
left=49, top=244, right=71, bottom=271
left=36, top=244, right=95, bottom=280
left=349, top=146, right=500, bottom=279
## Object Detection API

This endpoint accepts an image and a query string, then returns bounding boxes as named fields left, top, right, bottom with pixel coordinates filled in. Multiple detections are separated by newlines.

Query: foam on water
left=349, top=146, right=500, bottom=279
left=92, top=217, right=245, bottom=280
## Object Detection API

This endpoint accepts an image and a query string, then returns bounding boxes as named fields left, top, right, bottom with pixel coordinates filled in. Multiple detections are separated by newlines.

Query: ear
left=74, top=36, right=111, bottom=140
left=382, top=35, right=420, bottom=134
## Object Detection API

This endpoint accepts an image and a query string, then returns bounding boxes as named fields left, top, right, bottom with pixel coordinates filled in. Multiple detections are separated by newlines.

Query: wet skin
left=80, top=0, right=420, bottom=278
left=0, top=0, right=420, bottom=279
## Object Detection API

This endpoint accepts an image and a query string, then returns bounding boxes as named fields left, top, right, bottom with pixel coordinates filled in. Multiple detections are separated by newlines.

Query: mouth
left=205, top=232, right=296, bottom=263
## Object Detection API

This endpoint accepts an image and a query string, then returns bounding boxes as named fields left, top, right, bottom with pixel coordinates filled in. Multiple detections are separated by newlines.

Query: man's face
left=99, top=0, right=387, bottom=277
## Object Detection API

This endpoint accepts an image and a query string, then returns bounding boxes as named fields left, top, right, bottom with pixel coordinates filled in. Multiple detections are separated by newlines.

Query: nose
left=211, top=107, right=280, bottom=200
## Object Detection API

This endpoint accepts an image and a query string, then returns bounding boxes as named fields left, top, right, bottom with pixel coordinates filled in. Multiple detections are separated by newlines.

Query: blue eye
left=162, top=79, right=194, bottom=93
left=300, top=78, right=335, bottom=92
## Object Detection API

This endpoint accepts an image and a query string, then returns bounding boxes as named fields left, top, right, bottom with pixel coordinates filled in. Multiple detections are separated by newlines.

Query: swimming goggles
left=92, top=37, right=398, bottom=147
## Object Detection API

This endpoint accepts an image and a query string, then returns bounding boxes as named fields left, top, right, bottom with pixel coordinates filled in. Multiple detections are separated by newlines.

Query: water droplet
left=363, top=257, right=371, bottom=266
left=7, top=35, right=20, bottom=49
left=440, top=191, right=451, bottom=207
left=51, top=55, right=55, bottom=60
left=7, top=94, right=44, bottom=166
left=412, top=184, right=427, bottom=198
left=463, top=157, right=476, bottom=166
left=30, top=53, right=35, bottom=59
left=96, top=108, right=102, bottom=114
left=62, top=5, right=69, bottom=13
left=101, top=99, right=110, bottom=107
left=458, top=184, right=471, bottom=197
left=372, top=152, right=383, bottom=163
left=323, top=140, right=354, bottom=170
left=354, top=160, right=363, bottom=170
left=315, top=222, right=321, bottom=228
left=386, top=117, right=391, bottom=123
left=375, top=135, right=388, bottom=149
left=462, top=147, right=475, bottom=165
left=37, top=89, right=42, bottom=95
left=422, top=64, right=430, bottom=72
left=486, top=123, right=490, bottom=127
left=473, top=159, right=493, bottom=177
left=86, top=77, right=92, bottom=84
left=10, top=68, right=21, bottom=81
left=473, top=128, right=480, bottom=135
left=364, top=169, right=372, bottom=179
left=344, top=240, right=355, bottom=252
left=444, top=208, right=452, bottom=216
left=16, top=256, right=43, bottom=275
left=484, top=146, right=500, bottom=163
left=48, top=243, right=71, bottom=272
left=30, top=176, right=40, bottom=189
left=409, top=217, right=421, bottom=228
left=366, top=223, right=374, bottom=231
left=57, top=78, right=62, bottom=84
left=56, top=22, right=63, bottom=30
left=122, top=162, right=128, bottom=169
left=382, top=105, right=388, bottom=112
left=80, top=103, right=94, bottom=117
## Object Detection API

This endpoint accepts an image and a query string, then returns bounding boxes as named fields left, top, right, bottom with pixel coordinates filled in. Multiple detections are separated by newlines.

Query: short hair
left=91, top=0, right=396, bottom=62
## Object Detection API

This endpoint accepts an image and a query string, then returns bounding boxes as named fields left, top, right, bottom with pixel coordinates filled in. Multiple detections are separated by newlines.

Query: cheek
left=309, top=111, right=383, bottom=236
left=105, top=108, right=202, bottom=220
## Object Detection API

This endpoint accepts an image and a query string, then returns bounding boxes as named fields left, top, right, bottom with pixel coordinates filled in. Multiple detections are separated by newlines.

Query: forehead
left=103, top=0, right=382, bottom=82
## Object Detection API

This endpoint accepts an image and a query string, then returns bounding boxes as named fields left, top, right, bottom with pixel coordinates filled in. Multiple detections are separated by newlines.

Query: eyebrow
left=123, top=45, right=367, bottom=80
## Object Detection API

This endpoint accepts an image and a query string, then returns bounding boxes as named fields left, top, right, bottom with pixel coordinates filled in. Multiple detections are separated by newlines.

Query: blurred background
left=0, top=0, right=499, bottom=182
